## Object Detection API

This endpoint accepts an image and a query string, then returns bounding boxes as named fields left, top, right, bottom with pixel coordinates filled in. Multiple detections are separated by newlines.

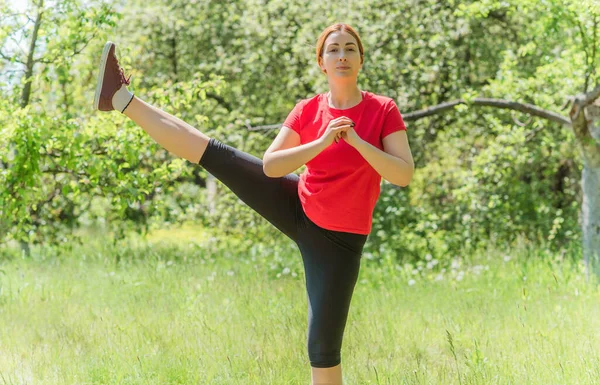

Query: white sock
left=112, top=85, right=134, bottom=113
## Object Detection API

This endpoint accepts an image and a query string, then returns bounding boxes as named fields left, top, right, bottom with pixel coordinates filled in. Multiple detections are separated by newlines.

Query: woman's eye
left=330, top=49, right=338, bottom=52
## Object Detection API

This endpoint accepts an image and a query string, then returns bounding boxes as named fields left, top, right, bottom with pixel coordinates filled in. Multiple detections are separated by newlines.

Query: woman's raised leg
left=123, top=96, right=210, bottom=164
left=94, top=41, right=301, bottom=241
left=93, top=41, right=210, bottom=163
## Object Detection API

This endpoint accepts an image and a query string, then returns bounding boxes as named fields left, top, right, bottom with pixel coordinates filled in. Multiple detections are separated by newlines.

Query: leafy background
left=1, top=0, right=597, bottom=264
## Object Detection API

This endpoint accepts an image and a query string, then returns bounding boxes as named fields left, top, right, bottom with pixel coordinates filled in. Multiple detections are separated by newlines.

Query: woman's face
left=319, top=31, right=363, bottom=81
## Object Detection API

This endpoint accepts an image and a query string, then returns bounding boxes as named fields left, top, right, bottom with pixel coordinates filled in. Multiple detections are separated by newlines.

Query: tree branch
left=591, top=15, right=598, bottom=85
left=569, top=84, right=600, bottom=159
left=525, top=125, right=546, bottom=143
left=43, top=166, right=87, bottom=177
left=247, top=97, right=572, bottom=131
left=0, top=50, right=25, bottom=64
left=9, top=33, right=29, bottom=56
left=35, top=32, right=97, bottom=64
left=512, top=110, right=532, bottom=127
left=560, top=96, right=575, bottom=111
left=403, top=98, right=572, bottom=126
left=205, top=92, right=232, bottom=112
left=247, top=123, right=282, bottom=131
left=583, top=83, right=600, bottom=106
left=0, top=12, right=28, bottom=22
left=576, top=17, right=591, bottom=92
left=20, top=0, right=43, bottom=108
left=0, top=68, right=25, bottom=75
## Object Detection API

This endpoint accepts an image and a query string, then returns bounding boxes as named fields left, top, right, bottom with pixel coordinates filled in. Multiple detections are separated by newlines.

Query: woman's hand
left=319, top=116, right=355, bottom=146
left=340, top=126, right=363, bottom=148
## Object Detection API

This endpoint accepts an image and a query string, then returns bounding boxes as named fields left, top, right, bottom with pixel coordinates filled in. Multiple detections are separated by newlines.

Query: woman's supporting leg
left=303, top=244, right=361, bottom=385
left=296, top=220, right=368, bottom=385
left=123, top=96, right=210, bottom=164
left=311, top=364, right=343, bottom=385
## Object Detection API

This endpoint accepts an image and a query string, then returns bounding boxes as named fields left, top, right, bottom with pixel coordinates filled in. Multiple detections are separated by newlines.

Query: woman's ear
left=319, top=58, right=326, bottom=73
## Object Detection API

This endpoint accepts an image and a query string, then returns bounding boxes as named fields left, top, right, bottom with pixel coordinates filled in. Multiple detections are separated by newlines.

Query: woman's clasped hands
left=320, top=116, right=362, bottom=148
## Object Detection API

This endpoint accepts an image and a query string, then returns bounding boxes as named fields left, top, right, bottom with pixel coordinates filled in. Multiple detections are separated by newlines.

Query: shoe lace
left=111, top=55, right=131, bottom=85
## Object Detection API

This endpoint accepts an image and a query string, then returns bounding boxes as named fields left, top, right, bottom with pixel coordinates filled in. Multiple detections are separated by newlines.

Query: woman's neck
left=326, top=83, right=362, bottom=109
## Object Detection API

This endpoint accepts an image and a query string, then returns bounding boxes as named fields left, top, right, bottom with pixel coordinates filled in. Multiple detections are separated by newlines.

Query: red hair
left=316, top=23, right=364, bottom=68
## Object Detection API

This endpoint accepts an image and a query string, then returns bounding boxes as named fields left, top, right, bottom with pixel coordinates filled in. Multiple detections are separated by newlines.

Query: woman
left=94, top=23, right=414, bottom=385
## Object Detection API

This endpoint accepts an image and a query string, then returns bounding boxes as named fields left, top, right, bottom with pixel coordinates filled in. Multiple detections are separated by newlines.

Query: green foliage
left=0, top=69, right=224, bottom=244
left=1, top=0, right=598, bottom=263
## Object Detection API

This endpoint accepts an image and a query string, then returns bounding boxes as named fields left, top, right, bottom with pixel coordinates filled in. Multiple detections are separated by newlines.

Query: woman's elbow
left=262, top=156, right=280, bottom=178
left=395, top=167, right=414, bottom=187
left=263, top=165, right=278, bottom=178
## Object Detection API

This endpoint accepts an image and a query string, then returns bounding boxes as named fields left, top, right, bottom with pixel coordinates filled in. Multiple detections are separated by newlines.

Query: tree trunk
left=582, top=161, right=600, bottom=280
left=571, top=87, right=600, bottom=281
left=20, top=0, right=43, bottom=108
left=15, top=0, right=43, bottom=257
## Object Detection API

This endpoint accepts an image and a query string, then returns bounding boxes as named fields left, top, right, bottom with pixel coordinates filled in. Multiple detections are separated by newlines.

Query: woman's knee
left=308, top=343, right=342, bottom=368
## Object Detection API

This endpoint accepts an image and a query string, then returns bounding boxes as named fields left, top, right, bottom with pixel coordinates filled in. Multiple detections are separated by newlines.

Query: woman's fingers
left=333, top=124, right=353, bottom=143
left=334, top=124, right=353, bottom=132
left=329, top=117, right=355, bottom=144
left=332, top=115, right=351, bottom=122
left=331, top=117, right=354, bottom=127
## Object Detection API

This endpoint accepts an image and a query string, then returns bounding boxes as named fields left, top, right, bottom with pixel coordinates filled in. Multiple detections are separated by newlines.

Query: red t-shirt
left=282, top=90, right=407, bottom=235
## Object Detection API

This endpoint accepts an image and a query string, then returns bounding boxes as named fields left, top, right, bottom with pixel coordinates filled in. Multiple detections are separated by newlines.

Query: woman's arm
left=352, top=130, right=414, bottom=187
left=262, top=126, right=329, bottom=178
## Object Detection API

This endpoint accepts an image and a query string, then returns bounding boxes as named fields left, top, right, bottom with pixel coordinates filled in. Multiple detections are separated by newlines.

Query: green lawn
left=1, top=229, right=599, bottom=384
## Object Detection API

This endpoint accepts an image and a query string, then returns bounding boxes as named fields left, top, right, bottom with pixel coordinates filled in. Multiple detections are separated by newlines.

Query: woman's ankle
left=112, top=85, right=134, bottom=113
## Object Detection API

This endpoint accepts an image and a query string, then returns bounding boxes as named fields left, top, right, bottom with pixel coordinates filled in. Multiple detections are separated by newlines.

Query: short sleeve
left=282, top=100, right=306, bottom=134
left=381, top=99, right=407, bottom=139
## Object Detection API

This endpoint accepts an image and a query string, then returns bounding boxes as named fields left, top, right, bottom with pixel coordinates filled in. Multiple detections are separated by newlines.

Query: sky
left=1, top=0, right=105, bottom=88
left=1, top=1, right=42, bottom=89
left=1, top=0, right=29, bottom=87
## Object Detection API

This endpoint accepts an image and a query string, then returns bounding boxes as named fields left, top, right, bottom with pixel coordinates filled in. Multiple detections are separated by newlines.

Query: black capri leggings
left=198, top=138, right=368, bottom=368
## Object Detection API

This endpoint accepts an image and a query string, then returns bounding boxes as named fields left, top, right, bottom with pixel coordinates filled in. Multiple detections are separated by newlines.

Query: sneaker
left=93, top=41, right=132, bottom=112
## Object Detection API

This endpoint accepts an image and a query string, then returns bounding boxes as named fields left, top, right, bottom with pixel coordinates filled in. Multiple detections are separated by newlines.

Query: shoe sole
left=93, top=41, right=114, bottom=111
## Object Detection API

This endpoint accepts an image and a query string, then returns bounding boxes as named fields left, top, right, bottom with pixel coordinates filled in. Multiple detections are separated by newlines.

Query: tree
left=0, top=0, right=115, bottom=252
left=250, top=0, right=600, bottom=278
left=0, top=0, right=594, bottom=271
left=408, top=0, right=600, bottom=279
left=0, top=0, right=224, bottom=248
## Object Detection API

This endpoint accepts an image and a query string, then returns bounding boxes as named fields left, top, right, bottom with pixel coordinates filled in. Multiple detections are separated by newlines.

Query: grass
left=0, top=226, right=599, bottom=384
